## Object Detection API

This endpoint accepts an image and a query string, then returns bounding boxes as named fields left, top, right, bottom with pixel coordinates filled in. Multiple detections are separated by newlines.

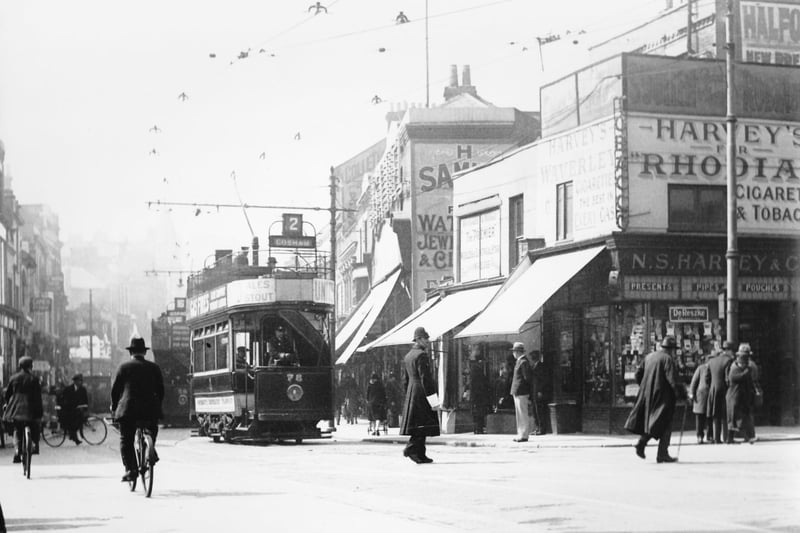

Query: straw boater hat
left=737, top=343, right=752, bottom=356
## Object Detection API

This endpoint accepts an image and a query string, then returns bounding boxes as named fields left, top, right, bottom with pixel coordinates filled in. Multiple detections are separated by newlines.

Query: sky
left=0, top=0, right=660, bottom=275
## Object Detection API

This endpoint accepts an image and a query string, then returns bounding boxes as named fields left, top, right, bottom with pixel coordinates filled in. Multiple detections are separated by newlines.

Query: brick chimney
left=443, top=64, right=478, bottom=101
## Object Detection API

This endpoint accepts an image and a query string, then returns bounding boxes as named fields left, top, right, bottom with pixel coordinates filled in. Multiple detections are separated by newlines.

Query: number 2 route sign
left=282, top=213, right=303, bottom=236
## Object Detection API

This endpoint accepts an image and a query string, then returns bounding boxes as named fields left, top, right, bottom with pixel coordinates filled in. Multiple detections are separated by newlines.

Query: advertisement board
left=740, top=0, right=800, bottom=65
left=537, top=118, right=619, bottom=242
left=412, top=143, right=505, bottom=307
left=627, top=113, right=800, bottom=235
left=623, top=54, right=800, bottom=122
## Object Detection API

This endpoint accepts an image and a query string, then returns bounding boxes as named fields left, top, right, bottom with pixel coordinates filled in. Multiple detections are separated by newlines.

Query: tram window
left=216, top=334, right=228, bottom=369
left=204, top=338, right=215, bottom=371
left=192, top=339, right=205, bottom=372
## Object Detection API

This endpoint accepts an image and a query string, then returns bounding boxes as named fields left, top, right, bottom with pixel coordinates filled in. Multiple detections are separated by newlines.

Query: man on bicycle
left=111, top=336, right=164, bottom=482
left=2, top=356, right=43, bottom=463
left=59, top=373, right=89, bottom=445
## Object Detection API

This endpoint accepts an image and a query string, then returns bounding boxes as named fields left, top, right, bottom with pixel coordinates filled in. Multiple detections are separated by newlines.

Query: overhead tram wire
left=147, top=200, right=355, bottom=213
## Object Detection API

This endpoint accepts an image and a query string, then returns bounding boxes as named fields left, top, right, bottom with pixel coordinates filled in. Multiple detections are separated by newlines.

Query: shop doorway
left=739, top=302, right=786, bottom=426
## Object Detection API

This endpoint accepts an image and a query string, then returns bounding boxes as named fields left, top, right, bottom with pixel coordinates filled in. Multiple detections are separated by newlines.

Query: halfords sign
left=740, top=1, right=800, bottom=65
left=627, top=114, right=800, bottom=234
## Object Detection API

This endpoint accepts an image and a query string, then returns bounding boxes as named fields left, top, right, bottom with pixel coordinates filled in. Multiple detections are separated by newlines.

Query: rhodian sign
left=627, top=114, right=800, bottom=234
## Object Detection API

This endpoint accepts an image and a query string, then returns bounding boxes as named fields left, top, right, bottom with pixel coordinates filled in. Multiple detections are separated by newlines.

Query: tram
left=186, top=220, right=334, bottom=443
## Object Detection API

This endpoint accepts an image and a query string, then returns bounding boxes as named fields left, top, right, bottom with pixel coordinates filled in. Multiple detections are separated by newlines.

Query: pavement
left=331, top=419, right=800, bottom=449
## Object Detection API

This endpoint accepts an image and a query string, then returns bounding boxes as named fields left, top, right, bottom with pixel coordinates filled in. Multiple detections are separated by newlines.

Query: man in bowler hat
left=624, top=335, right=683, bottom=463
left=399, top=327, right=439, bottom=463
left=59, top=373, right=89, bottom=445
left=111, top=336, right=165, bottom=482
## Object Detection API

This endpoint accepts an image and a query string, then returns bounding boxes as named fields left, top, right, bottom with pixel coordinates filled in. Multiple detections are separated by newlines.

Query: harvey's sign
left=627, top=114, right=800, bottom=235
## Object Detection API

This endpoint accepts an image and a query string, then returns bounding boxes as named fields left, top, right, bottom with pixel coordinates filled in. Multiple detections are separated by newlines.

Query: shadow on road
left=5, top=516, right=113, bottom=530
left=156, top=490, right=286, bottom=499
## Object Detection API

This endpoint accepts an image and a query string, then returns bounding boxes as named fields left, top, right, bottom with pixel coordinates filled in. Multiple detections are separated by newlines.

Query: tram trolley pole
left=329, top=166, right=338, bottom=430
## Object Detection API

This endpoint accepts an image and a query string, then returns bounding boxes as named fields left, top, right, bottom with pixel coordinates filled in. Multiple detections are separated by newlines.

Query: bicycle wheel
left=80, top=416, right=108, bottom=445
left=42, top=420, right=66, bottom=447
left=129, top=431, right=141, bottom=492
left=23, top=426, right=32, bottom=479
left=142, top=434, right=154, bottom=498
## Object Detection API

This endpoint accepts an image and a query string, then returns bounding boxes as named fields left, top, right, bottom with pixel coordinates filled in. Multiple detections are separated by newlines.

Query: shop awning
left=357, top=295, right=441, bottom=352
left=456, top=245, right=606, bottom=338
left=360, top=284, right=501, bottom=350
left=335, top=269, right=402, bottom=365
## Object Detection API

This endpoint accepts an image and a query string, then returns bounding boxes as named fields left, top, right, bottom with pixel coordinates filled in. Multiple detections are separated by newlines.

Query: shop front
left=457, top=234, right=800, bottom=434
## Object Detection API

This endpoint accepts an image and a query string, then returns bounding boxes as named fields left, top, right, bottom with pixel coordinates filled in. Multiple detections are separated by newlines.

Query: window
left=458, top=209, right=500, bottom=282
left=556, top=182, right=573, bottom=241
left=668, top=185, right=725, bottom=233
left=509, top=195, right=524, bottom=269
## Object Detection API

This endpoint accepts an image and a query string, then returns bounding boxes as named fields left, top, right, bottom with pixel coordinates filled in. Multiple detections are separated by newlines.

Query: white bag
left=426, top=393, right=441, bottom=409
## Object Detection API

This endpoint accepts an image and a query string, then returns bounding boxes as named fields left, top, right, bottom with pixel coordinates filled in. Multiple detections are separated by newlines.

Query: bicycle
left=107, top=419, right=156, bottom=497
left=133, top=426, right=156, bottom=497
left=42, top=408, right=108, bottom=447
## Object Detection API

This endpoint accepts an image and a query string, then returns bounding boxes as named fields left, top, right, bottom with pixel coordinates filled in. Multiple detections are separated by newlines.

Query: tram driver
left=235, top=346, right=252, bottom=370
left=267, top=325, right=299, bottom=366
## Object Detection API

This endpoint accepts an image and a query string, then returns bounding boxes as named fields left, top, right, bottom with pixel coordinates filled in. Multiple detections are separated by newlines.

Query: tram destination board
left=269, top=235, right=316, bottom=248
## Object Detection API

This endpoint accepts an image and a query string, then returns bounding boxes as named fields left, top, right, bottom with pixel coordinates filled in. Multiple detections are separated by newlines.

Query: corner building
left=453, top=53, right=799, bottom=434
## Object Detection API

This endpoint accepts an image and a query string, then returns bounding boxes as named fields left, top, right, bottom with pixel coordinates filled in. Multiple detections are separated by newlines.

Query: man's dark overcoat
left=726, top=361, right=754, bottom=434
left=469, top=360, right=492, bottom=414
left=624, top=349, right=678, bottom=439
left=59, top=383, right=89, bottom=411
left=510, top=355, right=532, bottom=396
left=3, top=369, right=43, bottom=422
left=706, top=352, right=733, bottom=418
left=399, top=344, right=440, bottom=437
left=111, top=356, right=165, bottom=421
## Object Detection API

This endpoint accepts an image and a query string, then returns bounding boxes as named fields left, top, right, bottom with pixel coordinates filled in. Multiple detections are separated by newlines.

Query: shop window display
left=614, top=302, right=721, bottom=405
left=583, top=306, right=611, bottom=405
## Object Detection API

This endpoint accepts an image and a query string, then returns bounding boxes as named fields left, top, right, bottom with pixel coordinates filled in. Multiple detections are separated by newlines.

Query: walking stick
left=676, top=402, right=688, bottom=459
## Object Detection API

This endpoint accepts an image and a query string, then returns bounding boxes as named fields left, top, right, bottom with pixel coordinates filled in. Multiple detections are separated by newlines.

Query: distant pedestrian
left=530, top=350, right=550, bottom=435
left=366, top=373, right=387, bottom=436
left=400, top=327, right=439, bottom=464
left=706, top=341, right=735, bottom=443
left=624, top=335, right=683, bottom=463
left=467, top=344, right=491, bottom=434
left=385, top=371, right=403, bottom=427
left=726, top=344, right=756, bottom=444
left=510, top=342, right=532, bottom=442
left=59, top=373, right=89, bottom=445
left=743, top=344, right=761, bottom=442
left=689, top=355, right=712, bottom=444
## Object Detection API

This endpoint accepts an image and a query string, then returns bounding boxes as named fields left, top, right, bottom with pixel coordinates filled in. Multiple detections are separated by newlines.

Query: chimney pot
left=462, top=65, right=472, bottom=87
left=449, top=64, right=458, bottom=87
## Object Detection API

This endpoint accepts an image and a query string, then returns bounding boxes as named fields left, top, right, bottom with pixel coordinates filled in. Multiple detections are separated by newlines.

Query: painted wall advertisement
left=412, top=143, right=504, bottom=307
left=740, top=0, right=800, bottom=65
left=627, top=114, right=800, bottom=234
left=537, top=118, right=618, bottom=242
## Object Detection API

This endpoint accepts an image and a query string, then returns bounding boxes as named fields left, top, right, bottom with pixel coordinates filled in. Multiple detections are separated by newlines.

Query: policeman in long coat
left=3, top=356, right=43, bottom=462
left=624, top=335, right=682, bottom=463
left=400, top=327, right=439, bottom=463
left=111, top=336, right=165, bottom=482
left=706, top=342, right=734, bottom=443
